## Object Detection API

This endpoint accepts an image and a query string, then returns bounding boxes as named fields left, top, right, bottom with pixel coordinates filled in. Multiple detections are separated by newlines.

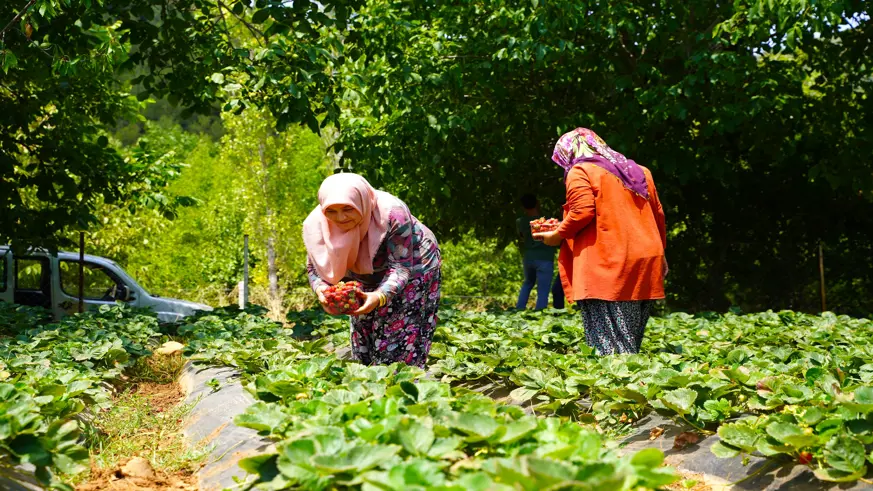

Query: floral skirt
left=578, top=299, right=654, bottom=355
left=350, top=268, right=441, bottom=368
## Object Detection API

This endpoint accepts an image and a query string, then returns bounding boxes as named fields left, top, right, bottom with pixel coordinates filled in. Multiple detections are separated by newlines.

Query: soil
left=76, top=464, right=197, bottom=491
left=132, top=382, right=185, bottom=412
left=76, top=382, right=199, bottom=491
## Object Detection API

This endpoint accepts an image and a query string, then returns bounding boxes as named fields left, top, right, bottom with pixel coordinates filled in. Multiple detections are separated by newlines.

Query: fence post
left=242, top=234, right=249, bottom=309
left=819, top=241, right=826, bottom=313
left=78, top=232, right=85, bottom=314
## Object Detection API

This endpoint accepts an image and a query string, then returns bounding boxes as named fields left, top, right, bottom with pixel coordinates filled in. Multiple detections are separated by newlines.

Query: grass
left=69, top=353, right=209, bottom=484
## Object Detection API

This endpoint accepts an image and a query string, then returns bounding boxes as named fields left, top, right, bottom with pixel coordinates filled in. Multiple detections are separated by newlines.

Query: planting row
left=0, top=303, right=164, bottom=489
left=421, top=308, right=873, bottom=483
left=180, top=307, right=677, bottom=490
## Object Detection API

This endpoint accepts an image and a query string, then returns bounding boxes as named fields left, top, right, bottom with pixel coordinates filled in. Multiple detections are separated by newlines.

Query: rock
left=156, top=341, right=185, bottom=356
left=121, top=457, right=155, bottom=480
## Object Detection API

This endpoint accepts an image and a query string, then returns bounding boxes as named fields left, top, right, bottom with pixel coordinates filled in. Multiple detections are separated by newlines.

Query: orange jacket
left=557, top=163, right=666, bottom=302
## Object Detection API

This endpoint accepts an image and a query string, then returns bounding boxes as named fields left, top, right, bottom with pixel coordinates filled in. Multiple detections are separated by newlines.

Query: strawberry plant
left=183, top=309, right=679, bottom=490
left=0, top=304, right=164, bottom=489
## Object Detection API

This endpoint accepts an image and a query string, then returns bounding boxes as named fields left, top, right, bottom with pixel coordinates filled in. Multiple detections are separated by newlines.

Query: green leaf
left=660, top=388, right=697, bottom=415
left=311, top=445, right=400, bottom=473
left=426, top=437, right=461, bottom=458
left=765, top=422, right=817, bottom=448
left=509, top=387, right=538, bottom=403
left=398, top=419, right=434, bottom=456
left=824, top=435, right=866, bottom=473
left=449, top=413, right=500, bottom=441
left=710, top=441, right=741, bottom=459
left=630, top=448, right=665, bottom=468
left=239, top=453, right=280, bottom=480
left=800, top=407, right=824, bottom=426
left=234, top=402, right=286, bottom=433
left=847, top=387, right=873, bottom=413
left=717, top=423, right=758, bottom=452
left=53, top=447, right=88, bottom=475
left=2, top=50, right=19, bottom=74
left=813, top=467, right=867, bottom=483
left=526, top=457, right=576, bottom=483
left=8, top=435, right=51, bottom=466
left=498, top=419, right=538, bottom=445
left=279, top=439, right=316, bottom=463
left=251, top=9, right=271, bottom=24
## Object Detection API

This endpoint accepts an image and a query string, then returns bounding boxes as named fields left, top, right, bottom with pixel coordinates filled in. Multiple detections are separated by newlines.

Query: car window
left=59, top=261, right=120, bottom=300
left=16, top=258, right=47, bottom=291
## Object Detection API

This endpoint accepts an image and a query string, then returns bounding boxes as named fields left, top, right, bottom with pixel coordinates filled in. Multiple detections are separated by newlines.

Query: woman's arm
left=377, top=207, right=415, bottom=302
left=306, top=257, right=329, bottom=292
left=556, top=166, right=596, bottom=239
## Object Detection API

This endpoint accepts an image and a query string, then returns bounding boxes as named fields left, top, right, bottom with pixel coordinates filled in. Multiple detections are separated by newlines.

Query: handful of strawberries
left=323, top=281, right=363, bottom=314
left=530, top=217, right=560, bottom=234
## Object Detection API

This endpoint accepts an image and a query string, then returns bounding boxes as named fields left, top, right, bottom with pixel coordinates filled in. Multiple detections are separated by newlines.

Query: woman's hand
left=662, top=257, right=669, bottom=279
left=533, top=230, right=562, bottom=247
left=352, top=291, right=382, bottom=316
left=315, top=286, right=340, bottom=315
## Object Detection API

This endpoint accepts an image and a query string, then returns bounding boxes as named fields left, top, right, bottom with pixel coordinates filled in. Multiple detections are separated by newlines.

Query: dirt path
left=76, top=356, right=205, bottom=491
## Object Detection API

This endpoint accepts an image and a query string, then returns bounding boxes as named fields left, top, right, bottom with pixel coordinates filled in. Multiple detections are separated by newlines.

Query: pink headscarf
left=302, top=173, right=394, bottom=284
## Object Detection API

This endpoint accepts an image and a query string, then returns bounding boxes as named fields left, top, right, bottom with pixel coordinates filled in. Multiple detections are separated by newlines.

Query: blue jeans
left=517, top=259, right=559, bottom=310
left=551, top=274, right=565, bottom=309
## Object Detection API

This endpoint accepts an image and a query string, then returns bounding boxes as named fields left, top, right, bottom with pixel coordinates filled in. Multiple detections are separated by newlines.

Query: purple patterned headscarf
left=551, top=128, right=649, bottom=199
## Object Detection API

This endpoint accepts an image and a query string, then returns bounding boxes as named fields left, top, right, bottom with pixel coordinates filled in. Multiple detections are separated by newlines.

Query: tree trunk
left=266, top=232, right=278, bottom=300
left=258, top=141, right=280, bottom=302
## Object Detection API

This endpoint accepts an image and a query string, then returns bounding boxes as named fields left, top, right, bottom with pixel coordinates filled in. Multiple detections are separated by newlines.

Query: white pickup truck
left=0, top=246, right=211, bottom=322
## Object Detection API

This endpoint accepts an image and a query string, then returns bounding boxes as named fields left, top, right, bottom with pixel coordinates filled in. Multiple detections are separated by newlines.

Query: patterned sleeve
left=306, top=257, right=329, bottom=292
left=376, top=206, right=415, bottom=300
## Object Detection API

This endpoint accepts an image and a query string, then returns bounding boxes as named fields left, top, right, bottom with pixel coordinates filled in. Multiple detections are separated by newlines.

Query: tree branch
left=1, top=0, right=38, bottom=40
left=216, top=0, right=266, bottom=47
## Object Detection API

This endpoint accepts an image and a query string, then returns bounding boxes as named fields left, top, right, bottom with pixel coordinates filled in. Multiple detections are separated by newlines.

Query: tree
left=221, top=108, right=329, bottom=303
left=334, top=0, right=873, bottom=314
left=0, top=0, right=358, bottom=249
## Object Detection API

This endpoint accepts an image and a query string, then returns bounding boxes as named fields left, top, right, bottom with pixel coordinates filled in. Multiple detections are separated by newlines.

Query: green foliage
left=0, top=0, right=356, bottom=251
left=0, top=303, right=163, bottom=488
left=0, top=1, right=196, bottom=251
left=427, top=308, right=873, bottom=480
left=220, top=108, right=330, bottom=290
left=81, top=110, right=330, bottom=304
left=440, top=232, right=524, bottom=306
left=180, top=308, right=678, bottom=490
left=335, top=0, right=873, bottom=315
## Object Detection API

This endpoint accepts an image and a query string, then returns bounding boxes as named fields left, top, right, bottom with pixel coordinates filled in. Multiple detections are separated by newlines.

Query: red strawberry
left=798, top=452, right=813, bottom=465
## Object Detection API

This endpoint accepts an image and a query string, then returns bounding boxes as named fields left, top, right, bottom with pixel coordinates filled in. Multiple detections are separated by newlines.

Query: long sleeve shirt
left=557, top=163, right=666, bottom=301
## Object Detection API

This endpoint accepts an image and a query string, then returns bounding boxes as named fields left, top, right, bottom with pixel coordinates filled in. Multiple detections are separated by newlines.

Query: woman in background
left=535, top=128, right=667, bottom=355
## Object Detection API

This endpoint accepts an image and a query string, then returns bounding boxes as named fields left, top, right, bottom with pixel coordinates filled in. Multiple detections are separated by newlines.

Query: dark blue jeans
left=517, top=259, right=564, bottom=310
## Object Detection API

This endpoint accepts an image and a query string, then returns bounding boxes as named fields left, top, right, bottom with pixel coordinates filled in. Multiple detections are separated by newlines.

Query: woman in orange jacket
left=534, top=128, right=667, bottom=355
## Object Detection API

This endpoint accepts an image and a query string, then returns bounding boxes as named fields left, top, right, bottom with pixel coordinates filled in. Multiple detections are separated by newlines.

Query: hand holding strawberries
left=531, top=217, right=562, bottom=246
left=353, top=292, right=382, bottom=316
left=317, top=281, right=385, bottom=316
left=318, top=281, right=364, bottom=315
left=533, top=229, right=563, bottom=247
